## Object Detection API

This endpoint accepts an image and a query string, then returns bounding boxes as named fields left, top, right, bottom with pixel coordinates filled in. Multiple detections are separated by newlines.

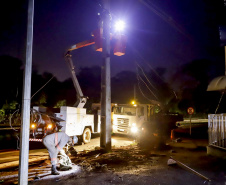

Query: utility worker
left=43, top=132, right=73, bottom=175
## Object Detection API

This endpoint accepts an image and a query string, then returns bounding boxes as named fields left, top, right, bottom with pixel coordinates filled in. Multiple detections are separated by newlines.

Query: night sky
left=0, top=0, right=225, bottom=82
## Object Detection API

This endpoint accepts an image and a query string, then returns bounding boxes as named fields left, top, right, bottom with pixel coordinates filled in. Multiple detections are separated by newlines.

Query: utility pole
left=18, top=0, right=34, bottom=184
left=100, top=0, right=111, bottom=152
left=225, top=46, right=226, bottom=75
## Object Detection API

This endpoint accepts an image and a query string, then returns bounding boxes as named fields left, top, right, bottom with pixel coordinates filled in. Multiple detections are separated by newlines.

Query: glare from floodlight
left=114, top=20, right=125, bottom=32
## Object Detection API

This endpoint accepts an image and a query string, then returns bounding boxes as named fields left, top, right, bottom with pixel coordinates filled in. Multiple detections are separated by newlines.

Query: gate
left=208, top=114, right=226, bottom=149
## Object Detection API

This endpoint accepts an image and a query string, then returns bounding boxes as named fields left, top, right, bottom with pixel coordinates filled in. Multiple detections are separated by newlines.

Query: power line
left=130, top=44, right=165, bottom=83
left=136, top=61, right=158, bottom=91
left=136, top=71, right=159, bottom=100
left=137, top=73, right=157, bottom=102
left=139, top=0, right=193, bottom=41
left=31, top=75, right=55, bottom=99
left=130, top=45, right=178, bottom=99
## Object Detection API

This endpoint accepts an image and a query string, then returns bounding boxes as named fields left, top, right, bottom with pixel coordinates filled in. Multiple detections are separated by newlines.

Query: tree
left=0, top=55, right=23, bottom=109
left=77, top=66, right=101, bottom=106
left=169, top=59, right=224, bottom=117
left=111, top=71, right=137, bottom=103
left=31, top=72, right=64, bottom=107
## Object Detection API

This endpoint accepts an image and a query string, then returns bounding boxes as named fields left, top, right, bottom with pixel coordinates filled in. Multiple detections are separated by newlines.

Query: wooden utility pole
left=100, top=0, right=112, bottom=152
left=18, top=0, right=34, bottom=184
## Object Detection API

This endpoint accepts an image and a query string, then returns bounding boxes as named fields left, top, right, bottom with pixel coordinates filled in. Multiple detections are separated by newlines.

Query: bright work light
left=114, top=20, right=125, bottom=32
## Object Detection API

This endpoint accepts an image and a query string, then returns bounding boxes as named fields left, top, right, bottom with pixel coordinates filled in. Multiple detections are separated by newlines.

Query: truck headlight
left=31, top=123, right=36, bottom=129
left=47, top=124, right=52, bottom=129
left=131, top=123, right=137, bottom=133
left=131, top=126, right=138, bottom=133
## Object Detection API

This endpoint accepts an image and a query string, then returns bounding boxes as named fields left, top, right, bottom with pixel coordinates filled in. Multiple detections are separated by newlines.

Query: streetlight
left=112, top=20, right=127, bottom=56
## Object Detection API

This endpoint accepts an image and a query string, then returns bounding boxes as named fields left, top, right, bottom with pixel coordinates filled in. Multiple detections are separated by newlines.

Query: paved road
left=0, top=134, right=134, bottom=170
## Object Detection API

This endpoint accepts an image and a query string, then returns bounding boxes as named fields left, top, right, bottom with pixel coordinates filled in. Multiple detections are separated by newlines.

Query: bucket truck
left=30, top=41, right=101, bottom=144
left=53, top=51, right=101, bottom=144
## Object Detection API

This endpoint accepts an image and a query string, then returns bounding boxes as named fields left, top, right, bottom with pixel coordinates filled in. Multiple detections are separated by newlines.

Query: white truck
left=54, top=106, right=100, bottom=144
left=111, top=104, right=152, bottom=136
left=92, top=102, right=182, bottom=140
left=112, top=103, right=162, bottom=136
left=30, top=105, right=100, bottom=144
left=102, top=103, right=183, bottom=149
left=92, top=103, right=157, bottom=137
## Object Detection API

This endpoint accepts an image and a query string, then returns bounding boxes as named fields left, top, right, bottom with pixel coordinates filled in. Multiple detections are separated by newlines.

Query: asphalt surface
left=29, top=137, right=225, bottom=185
left=0, top=133, right=226, bottom=185
left=0, top=134, right=135, bottom=184
left=0, top=133, right=134, bottom=169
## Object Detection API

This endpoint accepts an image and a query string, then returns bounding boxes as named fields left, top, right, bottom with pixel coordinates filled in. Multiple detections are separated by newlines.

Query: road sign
left=187, top=107, right=194, bottom=115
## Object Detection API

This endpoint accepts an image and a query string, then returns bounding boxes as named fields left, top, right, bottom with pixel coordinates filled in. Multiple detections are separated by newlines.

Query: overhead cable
left=137, top=73, right=157, bottom=102
left=139, top=0, right=193, bottom=41
left=130, top=45, right=165, bottom=82
left=136, top=61, right=158, bottom=91
left=31, top=75, right=55, bottom=99
left=137, top=72, right=159, bottom=100
left=131, top=45, right=178, bottom=99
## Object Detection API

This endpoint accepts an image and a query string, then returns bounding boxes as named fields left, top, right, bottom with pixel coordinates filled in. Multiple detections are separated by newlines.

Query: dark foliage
left=0, top=55, right=23, bottom=107
left=111, top=71, right=137, bottom=104
left=1, top=55, right=226, bottom=118
left=170, top=58, right=225, bottom=116
left=77, top=66, right=101, bottom=109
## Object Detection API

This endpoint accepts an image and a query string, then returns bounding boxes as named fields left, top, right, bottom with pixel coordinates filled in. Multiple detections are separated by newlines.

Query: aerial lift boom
left=64, top=38, right=97, bottom=108
left=64, top=52, right=87, bottom=108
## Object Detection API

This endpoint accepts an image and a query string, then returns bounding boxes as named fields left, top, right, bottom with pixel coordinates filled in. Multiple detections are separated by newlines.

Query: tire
left=82, top=128, right=91, bottom=144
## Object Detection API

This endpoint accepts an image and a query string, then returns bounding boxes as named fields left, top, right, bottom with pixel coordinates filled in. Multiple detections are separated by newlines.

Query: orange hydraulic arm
left=65, top=38, right=98, bottom=108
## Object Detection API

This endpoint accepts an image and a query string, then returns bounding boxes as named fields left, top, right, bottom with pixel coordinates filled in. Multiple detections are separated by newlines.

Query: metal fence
left=208, top=114, right=226, bottom=149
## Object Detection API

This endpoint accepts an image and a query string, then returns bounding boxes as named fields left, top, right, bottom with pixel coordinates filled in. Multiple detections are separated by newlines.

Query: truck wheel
left=83, top=128, right=91, bottom=144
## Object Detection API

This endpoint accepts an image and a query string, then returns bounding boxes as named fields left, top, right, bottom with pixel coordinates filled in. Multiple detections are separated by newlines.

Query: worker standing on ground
left=43, top=132, right=72, bottom=175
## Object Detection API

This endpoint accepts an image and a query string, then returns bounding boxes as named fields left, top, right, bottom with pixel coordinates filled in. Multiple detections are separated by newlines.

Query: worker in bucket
left=42, top=132, right=78, bottom=175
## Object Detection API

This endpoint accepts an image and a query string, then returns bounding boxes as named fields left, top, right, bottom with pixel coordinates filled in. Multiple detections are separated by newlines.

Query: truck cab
left=111, top=104, right=150, bottom=136
left=92, top=103, right=156, bottom=136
